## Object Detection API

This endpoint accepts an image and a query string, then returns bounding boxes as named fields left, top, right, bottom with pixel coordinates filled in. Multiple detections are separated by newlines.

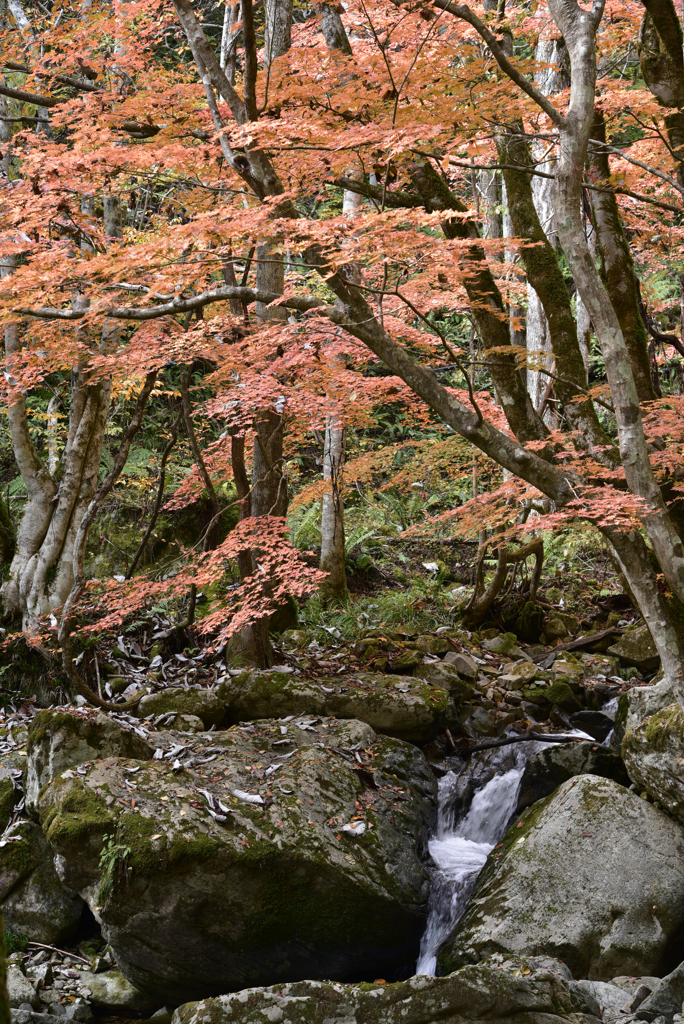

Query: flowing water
left=416, top=743, right=536, bottom=975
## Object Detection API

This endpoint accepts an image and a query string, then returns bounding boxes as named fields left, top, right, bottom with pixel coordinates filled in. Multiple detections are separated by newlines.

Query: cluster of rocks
left=0, top=617, right=679, bottom=1024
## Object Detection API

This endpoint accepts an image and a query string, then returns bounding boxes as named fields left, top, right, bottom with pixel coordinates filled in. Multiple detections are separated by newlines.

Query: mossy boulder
left=613, top=679, right=679, bottom=744
left=0, top=778, right=17, bottom=833
left=622, top=703, right=684, bottom=824
left=218, top=671, right=449, bottom=744
left=34, top=718, right=436, bottom=1004
left=26, top=710, right=153, bottom=813
left=136, top=688, right=225, bottom=729
left=0, top=820, right=84, bottom=944
left=521, top=681, right=582, bottom=714
left=171, top=956, right=600, bottom=1024
left=440, top=775, right=684, bottom=980
left=77, top=969, right=157, bottom=1013
left=415, top=662, right=475, bottom=703
left=607, top=625, right=660, bottom=673
left=516, top=741, right=630, bottom=812
left=543, top=616, right=569, bottom=643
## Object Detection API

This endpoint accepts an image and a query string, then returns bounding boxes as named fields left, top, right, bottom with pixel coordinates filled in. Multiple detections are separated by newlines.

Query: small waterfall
left=416, top=743, right=536, bottom=976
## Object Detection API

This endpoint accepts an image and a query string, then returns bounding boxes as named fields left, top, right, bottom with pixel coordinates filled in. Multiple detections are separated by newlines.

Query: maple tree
left=0, top=0, right=684, bottom=695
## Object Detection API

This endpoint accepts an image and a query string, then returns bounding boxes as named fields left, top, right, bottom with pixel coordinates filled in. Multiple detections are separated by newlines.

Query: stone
left=552, top=658, right=582, bottom=680
left=34, top=717, right=436, bottom=1003
left=8, top=968, right=39, bottom=1010
left=498, top=662, right=537, bottom=690
left=136, top=688, right=225, bottom=728
left=218, top=671, right=449, bottom=744
left=544, top=616, right=569, bottom=643
left=516, top=742, right=630, bottom=812
left=0, top=820, right=84, bottom=944
left=521, top=681, right=582, bottom=714
left=77, top=970, right=157, bottom=1013
left=635, top=963, right=684, bottom=1020
left=576, top=980, right=630, bottom=1015
left=570, top=711, right=614, bottom=743
left=607, top=626, right=660, bottom=673
left=414, top=662, right=474, bottom=702
left=622, top=704, right=684, bottom=827
left=25, top=710, right=153, bottom=813
left=614, top=680, right=678, bottom=744
left=442, top=651, right=478, bottom=679
left=611, top=976, right=661, bottom=997
left=171, top=957, right=601, bottom=1024
left=458, top=706, right=498, bottom=738
left=391, top=649, right=423, bottom=673
left=413, top=635, right=451, bottom=655
left=441, top=775, right=684, bottom=980
left=483, top=632, right=520, bottom=655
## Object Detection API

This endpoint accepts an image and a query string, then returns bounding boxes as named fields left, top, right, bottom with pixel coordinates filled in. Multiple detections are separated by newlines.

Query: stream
left=417, top=727, right=600, bottom=975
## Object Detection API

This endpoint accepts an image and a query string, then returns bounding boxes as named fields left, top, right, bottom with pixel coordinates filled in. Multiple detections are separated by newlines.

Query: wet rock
left=521, top=681, right=582, bottom=715
left=622, top=704, right=684, bottom=826
left=136, top=689, right=225, bottom=729
left=0, top=820, right=84, bottom=944
left=25, top=710, right=153, bottom=813
left=458, top=706, right=498, bottom=738
left=77, top=970, right=157, bottom=1013
left=218, top=670, right=449, bottom=744
left=171, top=957, right=601, bottom=1024
left=34, top=717, right=436, bottom=1003
left=516, top=742, right=630, bottom=812
left=441, top=775, right=684, bottom=979
left=8, top=968, right=39, bottom=1009
left=607, top=626, right=660, bottom=673
left=570, top=711, right=614, bottom=742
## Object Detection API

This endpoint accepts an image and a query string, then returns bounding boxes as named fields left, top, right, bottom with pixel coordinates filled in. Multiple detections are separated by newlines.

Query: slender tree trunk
left=319, top=401, right=348, bottom=607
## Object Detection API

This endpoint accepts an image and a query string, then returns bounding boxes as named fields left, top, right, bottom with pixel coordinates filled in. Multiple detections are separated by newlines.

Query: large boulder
left=614, top=680, right=679, bottom=743
left=136, top=688, right=225, bottom=729
left=440, top=775, right=684, bottom=980
left=607, top=626, right=660, bottom=673
left=516, top=741, right=630, bottom=812
left=622, top=704, right=684, bottom=825
left=218, top=671, right=449, bottom=744
left=25, top=710, right=153, bottom=812
left=171, top=956, right=601, bottom=1024
left=33, top=716, right=436, bottom=1004
left=0, top=820, right=84, bottom=944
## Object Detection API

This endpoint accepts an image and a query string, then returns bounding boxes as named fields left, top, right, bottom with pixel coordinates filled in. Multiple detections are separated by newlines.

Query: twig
left=464, top=731, right=588, bottom=755
left=26, top=943, right=91, bottom=965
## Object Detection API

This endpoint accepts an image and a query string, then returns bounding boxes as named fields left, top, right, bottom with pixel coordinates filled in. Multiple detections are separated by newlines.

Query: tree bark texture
left=319, top=410, right=348, bottom=607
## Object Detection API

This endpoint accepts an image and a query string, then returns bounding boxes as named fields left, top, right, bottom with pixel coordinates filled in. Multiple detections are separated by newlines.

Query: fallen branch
left=532, top=625, right=626, bottom=663
left=463, top=731, right=589, bottom=755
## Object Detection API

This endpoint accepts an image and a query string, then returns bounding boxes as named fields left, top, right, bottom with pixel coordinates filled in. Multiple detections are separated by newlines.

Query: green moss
left=43, top=780, right=115, bottom=846
left=0, top=779, right=17, bottom=832
left=642, top=704, right=681, bottom=747
left=27, top=710, right=78, bottom=753
left=522, top=681, right=581, bottom=713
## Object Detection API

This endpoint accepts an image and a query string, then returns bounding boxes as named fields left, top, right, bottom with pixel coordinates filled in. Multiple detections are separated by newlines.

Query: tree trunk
left=319, top=409, right=348, bottom=607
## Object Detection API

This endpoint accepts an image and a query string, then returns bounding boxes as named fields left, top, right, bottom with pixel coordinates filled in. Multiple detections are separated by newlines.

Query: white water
left=416, top=745, right=532, bottom=975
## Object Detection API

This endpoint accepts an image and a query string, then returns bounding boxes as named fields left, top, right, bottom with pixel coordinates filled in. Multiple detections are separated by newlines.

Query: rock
left=570, top=711, right=614, bottom=742
left=441, top=775, right=684, bottom=980
left=516, top=742, right=630, bottom=812
left=0, top=777, right=18, bottom=832
left=414, top=662, right=474, bottom=702
left=25, top=710, right=153, bottom=813
left=136, top=689, right=226, bottom=729
left=458, top=706, right=498, bottom=738
left=607, top=626, right=660, bottom=673
left=442, top=651, right=478, bottom=679
left=635, top=963, right=684, bottom=1020
left=171, top=956, right=601, bottom=1024
left=8, top=968, right=39, bottom=1010
left=521, top=681, right=582, bottom=714
left=622, top=704, right=684, bottom=826
left=483, top=632, right=520, bottom=655
left=34, top=717, right=436, bottom=1003
left=218, top=671, right=449, bottom=744
left=77, top=970, right=158, bottom=1013
left=498, top=662, right=537, bottom=690
left=391, top=649, right=423, bottom=673
left=611, top=976, right=661, bottom=997
left=413, top=635, right=451, bottom=655
left=576, top=980, right=631, bottom=1015
left=544, top=616, right=570, bottom=643
left=0, top=820, right=84, bottom=944
left=614, top=680, right=679, bottom=743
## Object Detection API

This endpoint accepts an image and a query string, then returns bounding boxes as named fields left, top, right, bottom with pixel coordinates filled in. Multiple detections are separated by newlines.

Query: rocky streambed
left=3, top=622, right=684, bottom=1024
